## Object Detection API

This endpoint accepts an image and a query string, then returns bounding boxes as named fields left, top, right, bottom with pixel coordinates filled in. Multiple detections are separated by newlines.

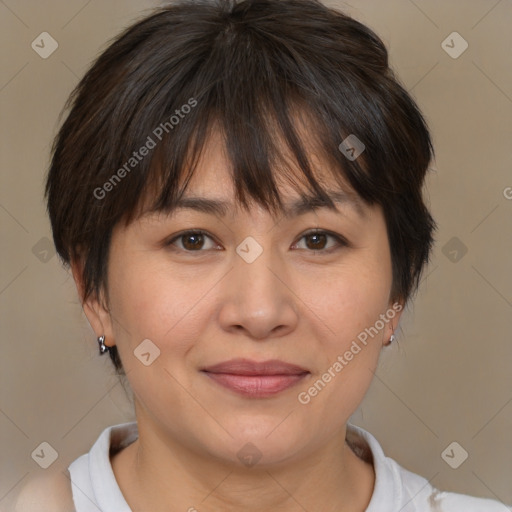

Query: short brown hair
left=46, top=0, right=436, bottom=374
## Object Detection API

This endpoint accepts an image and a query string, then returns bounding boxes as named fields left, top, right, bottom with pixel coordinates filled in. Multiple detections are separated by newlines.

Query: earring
left=98, top=335, right=109, bottom=355
left=387, top=324, right=396, bottom=345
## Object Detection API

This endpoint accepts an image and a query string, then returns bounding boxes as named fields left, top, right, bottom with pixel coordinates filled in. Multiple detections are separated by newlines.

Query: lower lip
left=202, top=371, right=309, bottom=398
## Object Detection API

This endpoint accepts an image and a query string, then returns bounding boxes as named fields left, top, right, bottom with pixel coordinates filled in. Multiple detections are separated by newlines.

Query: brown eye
left=166, top=230, right=219, bottom=252
left=181, top=232, right=205, bottom=250
left=293, top=230, right=347, bottom=253
left=305, top=232, right=328, bottom=250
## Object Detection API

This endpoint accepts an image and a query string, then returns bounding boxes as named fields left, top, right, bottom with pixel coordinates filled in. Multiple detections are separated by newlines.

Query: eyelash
left=164, top=229, right=349, bottom=255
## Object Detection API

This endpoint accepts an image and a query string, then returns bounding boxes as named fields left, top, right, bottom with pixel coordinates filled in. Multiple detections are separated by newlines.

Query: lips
left=202, top=358, right=309, bottom=376
left=201, top=358, right=310, bottom=398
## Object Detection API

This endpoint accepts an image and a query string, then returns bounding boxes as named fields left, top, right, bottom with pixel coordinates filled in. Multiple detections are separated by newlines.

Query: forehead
left=133, top=116, right=371, bottom=227
left=167, top=129, right=365, bottom=217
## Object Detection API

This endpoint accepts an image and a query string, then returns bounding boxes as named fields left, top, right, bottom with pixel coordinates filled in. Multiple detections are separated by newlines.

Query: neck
left=111, top=414, right=375, bottom=512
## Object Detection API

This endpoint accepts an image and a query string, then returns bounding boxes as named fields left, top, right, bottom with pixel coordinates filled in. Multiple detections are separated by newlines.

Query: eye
left=292, top=229, right=348, bottom=253
left=165, top=230, right=220, bottom=252
left=165, top=228, right=348, bottom=254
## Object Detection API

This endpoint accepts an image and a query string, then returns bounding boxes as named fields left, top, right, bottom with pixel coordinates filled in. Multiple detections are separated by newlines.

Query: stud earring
left=97, top=335, right=110, bottom=355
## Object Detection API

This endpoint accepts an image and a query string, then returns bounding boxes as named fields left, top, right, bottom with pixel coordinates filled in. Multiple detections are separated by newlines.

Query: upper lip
left=202, top=358, right=309, bottom=376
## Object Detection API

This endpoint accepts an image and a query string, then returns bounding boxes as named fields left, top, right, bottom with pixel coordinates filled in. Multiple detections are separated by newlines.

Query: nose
left=217, top=242, right=299, bottom=341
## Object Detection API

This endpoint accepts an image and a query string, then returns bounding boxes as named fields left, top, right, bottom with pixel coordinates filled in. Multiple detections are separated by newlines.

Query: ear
left=383, top=299, right=404, bottom=347
left=70, top=258, right=115, bottom=349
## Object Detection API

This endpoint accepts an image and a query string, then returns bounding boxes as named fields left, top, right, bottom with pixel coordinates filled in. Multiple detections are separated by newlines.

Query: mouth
left=201, top=358, right=310, bottom=398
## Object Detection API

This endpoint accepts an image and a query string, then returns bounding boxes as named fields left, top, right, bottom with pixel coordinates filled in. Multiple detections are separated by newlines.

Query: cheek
left=295, top=282, right=387, bottom=438
left=298, top=245, right=392, bottom=410
left=107, top=252, right=227, bottom=377
left=106, top=256, right=210, bottom=413
left=311, top=253, right=392, bottom=348
left=317, top=279, right=387, bottom=380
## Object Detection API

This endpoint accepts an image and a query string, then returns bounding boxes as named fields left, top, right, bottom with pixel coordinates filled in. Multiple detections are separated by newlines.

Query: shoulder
left=432, top=489, right=510, bottom=512
left=14, top=470, right=75, bottom=512
left=347, top=425, right=510, bottom=512
left=398, top=465, right=510, bottom=511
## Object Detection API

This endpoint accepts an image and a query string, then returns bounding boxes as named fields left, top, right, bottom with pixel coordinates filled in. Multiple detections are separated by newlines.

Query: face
left=80, top=129, right=401, bottom=467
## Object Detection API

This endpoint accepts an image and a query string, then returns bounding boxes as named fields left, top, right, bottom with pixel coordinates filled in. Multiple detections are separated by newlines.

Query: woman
left=18, top=0, right=509, bottom=510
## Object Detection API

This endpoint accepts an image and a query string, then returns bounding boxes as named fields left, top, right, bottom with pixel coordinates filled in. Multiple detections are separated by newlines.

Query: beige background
left=1, top=0, right=511, bottom=508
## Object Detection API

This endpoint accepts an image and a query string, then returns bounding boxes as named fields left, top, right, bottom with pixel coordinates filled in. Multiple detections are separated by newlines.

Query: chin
left=218, top=421, right=305, bottom=465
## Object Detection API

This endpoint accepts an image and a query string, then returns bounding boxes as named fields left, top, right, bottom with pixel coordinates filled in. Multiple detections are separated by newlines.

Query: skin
left=72, top=129, right=403, bottom=512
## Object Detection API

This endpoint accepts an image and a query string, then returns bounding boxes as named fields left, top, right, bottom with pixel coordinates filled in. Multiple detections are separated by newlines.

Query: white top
left=67, top=421, right=509, bottom=512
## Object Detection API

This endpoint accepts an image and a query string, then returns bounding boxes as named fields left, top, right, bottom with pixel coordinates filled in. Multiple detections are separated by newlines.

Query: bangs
left=130, top=95, right=365, bottom=225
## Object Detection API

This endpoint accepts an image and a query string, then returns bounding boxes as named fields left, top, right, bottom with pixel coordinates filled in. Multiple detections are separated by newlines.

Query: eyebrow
left=156, top=190, right=367, bottom=219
